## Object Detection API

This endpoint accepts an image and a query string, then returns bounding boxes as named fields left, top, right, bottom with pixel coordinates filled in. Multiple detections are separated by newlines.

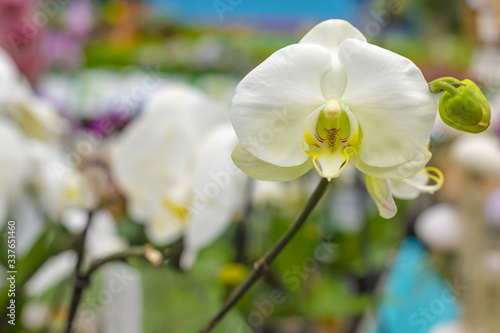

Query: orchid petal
left=0, top=192, right=7, bottom=229
left=351, top=148, right=431, bottom=179
left=299, top=19, right=366, bottom=55
left=365, top=175, right=397, bottom=219
left=390, top=173, right=429, bottom=200
left=230, top=44, right=332, bottom=167
left=112, top=112, right=192, bottom=210
left=145, top=216, right=184, bottom=246
left=182, top=124, right=247, bottom=269
left=25, top=251, right=76, bottom=296
left=232, top=144, right=313, bottom=182
left=300, top=20, right=366, bottom=99
left=339, top=38, right=437, bottom=169
left=144, top=83, right=228, bottom=137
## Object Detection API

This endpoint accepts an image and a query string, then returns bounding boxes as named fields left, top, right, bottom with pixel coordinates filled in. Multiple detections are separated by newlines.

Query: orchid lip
left=302, top=102, right=361, bottom=180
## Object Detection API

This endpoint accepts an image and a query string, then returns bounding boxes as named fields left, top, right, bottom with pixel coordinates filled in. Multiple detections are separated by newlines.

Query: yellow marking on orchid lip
left=312, top=147, right=352, bottom=181
left=304, top=130, right=318, bottom=146
left=344, top=146, right=358, bottom=157
left=162, top=197, right=190, bottom=222
left=312, top=155, right=325, bottom=178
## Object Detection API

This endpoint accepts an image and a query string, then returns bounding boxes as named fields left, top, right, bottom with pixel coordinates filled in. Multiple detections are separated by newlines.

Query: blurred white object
left=330, top=186, right=365, bottom=233
left=112, top=84, right=247, bottom=269
left=428, top=322, right=465, bottom=333
left=484, top=251, right=500, bottom=278
left=24, top=251, right=77, bottom=296
left=60, top=208, right=127, bottom=259
left=415, top=204, right=462, bottom=252
left=484, top=187, right=500, bottom=227
left=11, top=194, right=44, bottom=257
left=86, top=210, right=128, bottom=259
left=22, top=302, right=50, bottom=331
left=0, top=47, right=28, bottom=104
left=61, top=207, right=90, bottom=233
left=252, top=181, right=287, bottom=208
left=0, top=120, right=31, bottom=224
left=451, top=134, right=500, bottom=177
left=24, top=209, right=127, bottom=297
left=103, top=265, right=142, bottom=333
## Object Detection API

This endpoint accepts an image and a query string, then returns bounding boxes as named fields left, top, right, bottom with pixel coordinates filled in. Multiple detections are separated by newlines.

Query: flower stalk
left=65, top=209, right=95, bottom=333
left=199, top=177, right=331, bottom=333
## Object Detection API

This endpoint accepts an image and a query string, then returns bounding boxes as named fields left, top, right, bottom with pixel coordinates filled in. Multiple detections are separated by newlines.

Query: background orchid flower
left=414, top=204, right=462, bottom=253
left=0, top=47, right=66, bottom=143
left=0, top=119, right=31, bottom=224
left=112, top=84, right=247, bottom=269
left=451, top=134, right=500, bottom=177
left=28, top=142, right=98, bottom=219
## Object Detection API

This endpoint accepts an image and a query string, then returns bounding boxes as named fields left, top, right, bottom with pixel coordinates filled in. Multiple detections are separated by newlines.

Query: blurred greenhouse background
left=0, top=0, right=499, bottom=332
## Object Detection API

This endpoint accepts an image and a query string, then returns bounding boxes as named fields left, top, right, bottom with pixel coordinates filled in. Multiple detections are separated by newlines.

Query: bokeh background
left=0, top=0, right=499, bottom=332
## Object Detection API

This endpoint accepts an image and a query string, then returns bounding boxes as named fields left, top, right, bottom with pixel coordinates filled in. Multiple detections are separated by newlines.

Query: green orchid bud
left=429, top=77, right=490, bottom=134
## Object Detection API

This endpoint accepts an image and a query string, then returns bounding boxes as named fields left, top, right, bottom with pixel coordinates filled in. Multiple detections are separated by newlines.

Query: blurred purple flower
left=66, top=0, right=93, bottom=38
left=81, top=112, right=133, bottom=137
left=42, top=31, right=82, bottom=70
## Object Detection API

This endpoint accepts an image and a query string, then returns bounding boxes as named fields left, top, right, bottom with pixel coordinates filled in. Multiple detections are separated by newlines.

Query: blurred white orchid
left=415, top=204, right=462, bottom=252
left=112, top=84, right=247, bottom=269
left=230, top=19, right=441, bottom=218
left=29, top=142, right=97, bottom=219
left=0, top=120, right=31, bottom=224
left=451, top=133, right=500, bottom=177
left=0, top=47, right=65, bottom=142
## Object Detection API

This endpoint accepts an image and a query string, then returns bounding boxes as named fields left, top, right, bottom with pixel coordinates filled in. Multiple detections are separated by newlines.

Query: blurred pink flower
left=0, top=0, right=45, bottom=82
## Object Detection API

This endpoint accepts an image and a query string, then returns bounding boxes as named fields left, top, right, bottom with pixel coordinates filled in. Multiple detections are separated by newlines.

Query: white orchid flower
left=230, top=19, right=441, bottom=218
left=112, top=84, right=246, bottom=269
left=0, top=120, right=31, bottom=224
left=29, top=142, right=97, bottom=219
left=0, top=47, right=65, bottom=142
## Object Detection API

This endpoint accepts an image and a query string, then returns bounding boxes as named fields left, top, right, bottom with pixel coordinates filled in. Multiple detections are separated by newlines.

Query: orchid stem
left=64, top=199, right=125, bottom=332
left=234, top=178, right=254, bottom=264
left=428, top=78, right=465, bottom=95
left=65, top=209, right=95, bottom=333
left=83, top=247, right=150, bottom=280
left=199, top=177, right=331, bottom=333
